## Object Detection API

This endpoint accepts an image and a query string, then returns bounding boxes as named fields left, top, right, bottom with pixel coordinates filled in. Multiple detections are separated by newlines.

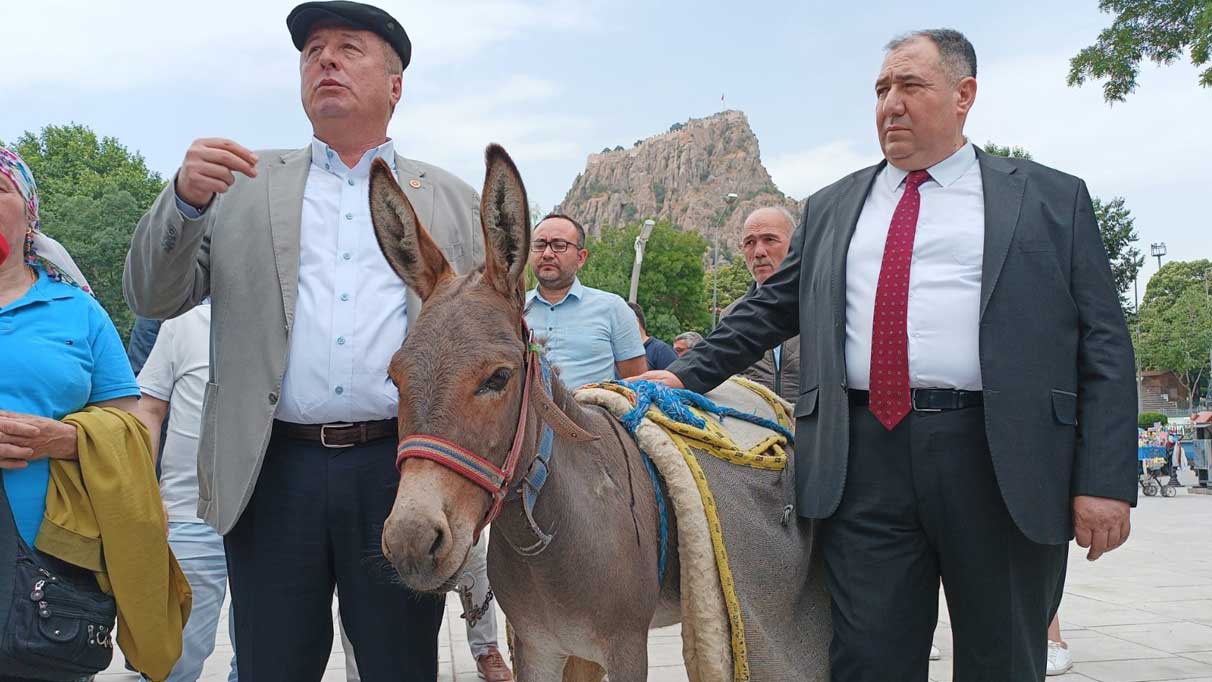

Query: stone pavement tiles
left=98, top=484, right=1210, bottom=681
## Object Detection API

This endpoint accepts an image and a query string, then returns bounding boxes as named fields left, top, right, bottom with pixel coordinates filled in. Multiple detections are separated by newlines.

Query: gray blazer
left=123, top=147, right=483, bottom=534
left=670, top=149, right=1138, bottom=545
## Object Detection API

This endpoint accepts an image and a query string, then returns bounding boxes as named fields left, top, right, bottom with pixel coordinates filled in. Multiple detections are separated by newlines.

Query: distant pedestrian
left=129, top=302, right=239, bottom=682
left=720, top=206, right=800, bottom=402
left=525, top=213, right=647, bottom=386
left=628, top=301, right=678, bottom=371
left=672, top=331, right=703, bottom=357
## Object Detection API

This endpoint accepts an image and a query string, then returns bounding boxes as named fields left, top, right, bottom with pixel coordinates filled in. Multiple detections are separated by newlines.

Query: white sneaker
left=1046, top=640, right=1072, bottom=675
left=929, top=645, right=941, bottom=660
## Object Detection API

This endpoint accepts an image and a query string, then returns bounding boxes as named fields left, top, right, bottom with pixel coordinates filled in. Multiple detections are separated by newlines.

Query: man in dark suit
left=639, top=28, right=1137, bottom=681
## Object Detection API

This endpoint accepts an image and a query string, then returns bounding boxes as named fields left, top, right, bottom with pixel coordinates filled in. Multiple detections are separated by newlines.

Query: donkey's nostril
left=428, top=526, right=445, bottom=560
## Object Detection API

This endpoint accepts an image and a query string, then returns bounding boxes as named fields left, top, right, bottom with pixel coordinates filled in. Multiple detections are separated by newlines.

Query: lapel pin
left=409, top=179, right=422, bottom=189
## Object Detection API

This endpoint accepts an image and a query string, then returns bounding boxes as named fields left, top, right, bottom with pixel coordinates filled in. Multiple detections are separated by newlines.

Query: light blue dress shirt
left=176, top=139, right=408, bottom=423
left=524, top=279, right=646, bottom=390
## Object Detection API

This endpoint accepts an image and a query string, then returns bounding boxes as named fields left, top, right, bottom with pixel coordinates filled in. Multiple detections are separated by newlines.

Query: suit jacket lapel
left=976, top=149, right=1025, bottom=319
left=267, top=148, right=311, bottom=328
left=832, top=163, right=884, bottom=352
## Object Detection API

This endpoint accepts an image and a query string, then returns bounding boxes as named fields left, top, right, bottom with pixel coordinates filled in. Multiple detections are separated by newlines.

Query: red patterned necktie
left=869, top=169, right=931, bottom=430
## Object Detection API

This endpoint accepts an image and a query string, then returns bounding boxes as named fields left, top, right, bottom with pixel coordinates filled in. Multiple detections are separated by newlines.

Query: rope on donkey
left=616, top=380, right=794, bottom=443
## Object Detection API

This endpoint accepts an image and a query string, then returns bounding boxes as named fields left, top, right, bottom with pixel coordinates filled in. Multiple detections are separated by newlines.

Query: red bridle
left=395, top=324, right=540, bottom=541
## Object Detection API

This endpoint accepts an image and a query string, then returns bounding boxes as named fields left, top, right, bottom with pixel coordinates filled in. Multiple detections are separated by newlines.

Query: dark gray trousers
left=821, top=397, right=1067, bottom=682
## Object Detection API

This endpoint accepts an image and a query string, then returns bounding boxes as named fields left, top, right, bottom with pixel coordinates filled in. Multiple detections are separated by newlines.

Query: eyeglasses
left=531, top=238, right=580, bottom=254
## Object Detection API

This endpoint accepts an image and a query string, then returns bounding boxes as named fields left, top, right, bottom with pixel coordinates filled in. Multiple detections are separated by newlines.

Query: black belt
left=848, top=388, right=983, bottom=412
left=272, top=419, right=398, bottom=448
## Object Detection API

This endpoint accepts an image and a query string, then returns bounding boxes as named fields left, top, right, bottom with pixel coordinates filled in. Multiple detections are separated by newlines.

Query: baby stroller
left=1138, top=445, right=1178, bottom=497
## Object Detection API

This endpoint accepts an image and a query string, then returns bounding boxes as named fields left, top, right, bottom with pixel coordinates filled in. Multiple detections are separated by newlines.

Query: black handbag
left=0, top=473, right=116, bottom=681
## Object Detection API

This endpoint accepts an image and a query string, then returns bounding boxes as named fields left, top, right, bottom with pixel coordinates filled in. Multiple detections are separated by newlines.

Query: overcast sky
left=3, top=0, right=1208, bottom=292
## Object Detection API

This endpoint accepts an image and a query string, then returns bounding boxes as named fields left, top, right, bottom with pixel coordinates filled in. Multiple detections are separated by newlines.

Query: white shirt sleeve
left=136, top=320, right=177, bottom=402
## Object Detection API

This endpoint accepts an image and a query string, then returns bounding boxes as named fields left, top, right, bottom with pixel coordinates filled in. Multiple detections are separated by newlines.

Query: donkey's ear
left=479, top=144, right=530, bottom=299
left=370, top=158, right=453, bottom=301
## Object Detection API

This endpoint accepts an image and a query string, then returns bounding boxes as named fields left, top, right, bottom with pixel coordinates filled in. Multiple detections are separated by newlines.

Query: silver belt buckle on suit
left=910, top=388, right=943, bottom=413
left=321, top=422, right=357, bottom=448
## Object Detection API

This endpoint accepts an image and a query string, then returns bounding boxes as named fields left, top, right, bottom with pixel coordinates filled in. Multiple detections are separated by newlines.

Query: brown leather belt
left=272, top=419, right=398, bottom=448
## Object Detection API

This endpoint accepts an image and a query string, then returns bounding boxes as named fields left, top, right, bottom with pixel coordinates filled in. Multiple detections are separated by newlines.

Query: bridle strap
left=395, top=435, right=506, bottom=495
left=533, top=384, right=599, bottom=444
left=394, top=321, right=600, bottom=545
left=395, top=324, right=539, bottom=541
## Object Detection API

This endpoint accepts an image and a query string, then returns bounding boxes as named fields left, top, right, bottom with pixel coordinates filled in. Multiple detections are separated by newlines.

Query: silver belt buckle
left=320, top=422, right=356, bottom=448
left=911, top=389, right=943, bottom=413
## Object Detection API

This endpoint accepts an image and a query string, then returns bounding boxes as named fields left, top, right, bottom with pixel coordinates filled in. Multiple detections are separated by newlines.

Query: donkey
left=372, top=145, right=679, bottom=681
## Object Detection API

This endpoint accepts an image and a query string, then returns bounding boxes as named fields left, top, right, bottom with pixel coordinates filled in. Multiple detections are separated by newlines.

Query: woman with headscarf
left=0, top=146, right=144, bottom=682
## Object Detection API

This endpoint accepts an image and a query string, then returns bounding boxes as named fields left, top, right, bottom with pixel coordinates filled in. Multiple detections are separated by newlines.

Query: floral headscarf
left=0, top=146, right=91, bottom=293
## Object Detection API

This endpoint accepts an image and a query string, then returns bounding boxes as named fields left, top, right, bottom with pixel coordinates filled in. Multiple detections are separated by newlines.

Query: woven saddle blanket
left=575, top=377, right=830, bottom=682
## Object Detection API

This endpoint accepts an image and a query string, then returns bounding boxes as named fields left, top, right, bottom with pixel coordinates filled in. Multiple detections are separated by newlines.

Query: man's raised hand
left=176, top=138, right=259, bottom=210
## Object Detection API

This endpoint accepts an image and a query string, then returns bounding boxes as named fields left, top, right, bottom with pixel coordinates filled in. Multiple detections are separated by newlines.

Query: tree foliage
left=1136, top=271, right=1212, bottom=408
left=1136, top=259, right=1212, bottom=406
left=1, top=124, right=165, bottom=340
left=704, top=257, right=754, bottom=319
left=1092, top=196, right=1145, bottom=317
left=981, top=142, right=1033, bottom=159
left=1068, top=0, right=1212, bottom=103
left=577, top=220, right=711, bottom=341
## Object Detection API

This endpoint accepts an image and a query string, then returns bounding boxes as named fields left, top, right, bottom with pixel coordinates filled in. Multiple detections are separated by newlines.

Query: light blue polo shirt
left=524, top=279, right=646, bottom=389
left=0, top=267, right=140, bottom=545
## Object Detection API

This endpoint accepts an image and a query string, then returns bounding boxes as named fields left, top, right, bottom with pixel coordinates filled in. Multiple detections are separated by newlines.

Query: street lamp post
left=712, top=193, right=739, bottom=327
left=628, top=219, right=656, bottom=304
left=1151, top=242, right=1167, bottom=271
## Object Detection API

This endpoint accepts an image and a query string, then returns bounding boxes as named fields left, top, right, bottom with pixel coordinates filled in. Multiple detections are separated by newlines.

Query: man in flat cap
left=124, top=2, right=488, bottom=679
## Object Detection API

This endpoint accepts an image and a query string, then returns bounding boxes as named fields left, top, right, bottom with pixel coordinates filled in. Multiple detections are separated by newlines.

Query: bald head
left=740, top=207, right=796, bottom=284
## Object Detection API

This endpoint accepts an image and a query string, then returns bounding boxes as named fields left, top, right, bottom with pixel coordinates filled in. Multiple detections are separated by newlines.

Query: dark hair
left=627, top=301, right=646, bottom=330
left=886, top=28, right=977, bottom=82
left=537, top=212, right=587, bottom=248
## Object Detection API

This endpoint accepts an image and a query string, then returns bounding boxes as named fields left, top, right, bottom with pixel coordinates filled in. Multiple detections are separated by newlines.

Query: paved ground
left=99, top=474, right=1211, bottom=681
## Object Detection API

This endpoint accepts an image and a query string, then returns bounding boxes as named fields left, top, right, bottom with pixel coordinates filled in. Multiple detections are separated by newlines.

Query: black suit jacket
left=670, top=149, right=1138, bottom=544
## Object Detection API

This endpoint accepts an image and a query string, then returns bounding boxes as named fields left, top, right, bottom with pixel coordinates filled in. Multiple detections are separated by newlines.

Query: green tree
left=1092, top=196, right=1145, bottom=317
left=40, top=192, right=146, bottom=336
left=578, top=220, right=711, bottom=341
left=1139, top=258, right=1212, bottom=310
left=1068, top=0, right=1212, bottom=103
left=981, top=142, right=1033, bottom=159
left=1, top=124, right=166, bottom=339
left=704, top=257, right=755, bottom=320
left=983, top=142, right=1142, bottom=319
left=1136, top=283, right=1212, bottom=408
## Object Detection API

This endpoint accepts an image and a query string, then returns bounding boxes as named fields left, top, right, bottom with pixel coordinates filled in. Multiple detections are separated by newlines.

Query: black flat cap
left=287, top=1, right=411, bottom=70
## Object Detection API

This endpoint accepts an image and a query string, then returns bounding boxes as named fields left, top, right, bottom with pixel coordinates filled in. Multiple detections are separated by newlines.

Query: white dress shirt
left=275, top=138, right=408, bottom=423
left=845, top=142, right=985, bottom=391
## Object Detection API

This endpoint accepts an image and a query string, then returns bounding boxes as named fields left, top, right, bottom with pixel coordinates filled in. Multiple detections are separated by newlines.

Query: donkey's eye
left=476, top=368, right=513, bottom=395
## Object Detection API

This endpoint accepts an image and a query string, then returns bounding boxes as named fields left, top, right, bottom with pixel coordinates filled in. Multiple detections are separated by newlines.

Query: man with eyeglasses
left=524, top=213, right=647, bottom=388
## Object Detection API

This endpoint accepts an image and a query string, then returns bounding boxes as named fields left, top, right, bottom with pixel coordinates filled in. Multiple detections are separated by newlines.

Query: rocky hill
left=558, top=110, right=801, bottom=242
